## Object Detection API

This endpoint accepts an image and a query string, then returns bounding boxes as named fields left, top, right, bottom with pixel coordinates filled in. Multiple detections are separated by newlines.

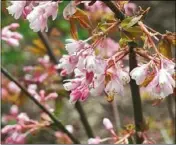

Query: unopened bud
left=103, top=118, right=113, bottom=130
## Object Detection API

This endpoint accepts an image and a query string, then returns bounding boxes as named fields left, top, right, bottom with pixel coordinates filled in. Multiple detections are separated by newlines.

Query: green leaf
left=120, top=15, right=142, bottom=29
left=120, top=17, right=133, bottom=28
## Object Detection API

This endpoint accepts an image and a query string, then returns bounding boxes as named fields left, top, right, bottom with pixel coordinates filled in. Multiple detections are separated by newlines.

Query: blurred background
left=1, top=1, right=175, bottom=144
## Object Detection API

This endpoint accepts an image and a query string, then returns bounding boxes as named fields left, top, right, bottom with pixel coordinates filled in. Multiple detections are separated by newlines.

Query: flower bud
left=88, top=137, right=101, bottom=144
left=10, top=23, right=20, bottom=29
left=8, top=82, right=21, bottom=94
left=103, top=118, right=113, bottom=130
left=10, top=105, right=19, bottom=116
left=65, top=125, right=74, bottom=133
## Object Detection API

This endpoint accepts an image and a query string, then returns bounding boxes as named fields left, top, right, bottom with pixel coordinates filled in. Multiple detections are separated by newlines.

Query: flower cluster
left=1, top=105, right=49, bottom=144
left=58, top=34, right=175, bottom=102
left=1, top=81, right=21, bottom=102
left=1, top=23, right=23, bottom=47
left=28, top=85, right=58, bottom=112
left=130, top=57, right=175, bottom=99
left=7, top=1, right=59, bottom=32
left=23, top=55, right=57, bottom=84
left=56, top=37, right=130, bottom=103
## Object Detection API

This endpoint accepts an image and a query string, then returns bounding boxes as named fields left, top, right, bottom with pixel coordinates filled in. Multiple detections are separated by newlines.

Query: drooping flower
left=65, top=39, right=86, bottom=54
left=8, top=82, right=21, bottom=94
left=90, top=74, right=105, bottom=96
left=105, top=75, right=125, bottom=97
left=84, top=55, right=106, bottom=73
left=84, top=1, right=110, bottom=13
left=63, top=1, right=77, bottom=20
left=130, top=63, right=150, bottom=85
left=124, top=3, right=137, bottom=16
left=162, top=58, right=175, bottom=75
left=7, top=1, right=27, bottom=19
left=27, top=1, right=58, bottom=32
left=56, top=55, right=78, bottom=76
left=97, top=38, right=119, bottom=57
left=70, top=85, right=90, bottom=103
left=116, top=65, right=130, bottom=85
left=146, top=68, right=175, bottom=98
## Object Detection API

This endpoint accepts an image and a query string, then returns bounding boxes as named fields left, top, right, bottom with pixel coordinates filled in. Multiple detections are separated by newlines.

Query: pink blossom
left=130, top=63, right=150, bottom=85
left=65, top=39, right=86, bottom=54
left=124, top=3, right=137, bottom=16
left=84, top=55, right=106, bottom=73
left=63, top=1, right=77, bottom=20
left=7, top=1, right=27, bottom=19
left=162, top=58, right=175, bottom=75
left=5, top=132, right=26, bottom=144
left=2, top=105, right=19, bottom=124
left=27, top=1, right=58, bottom=32
left=1, top=125, right=17, bottom=134
left=38, top=55, right=50, bottom=67
left=84, top=1, right=110, bottom=13
left=38, top=90, right=58, bottom=102
left=116, top=65, right=130, bottom=85
left=56, top=55, right=78, bottom=76
left=146, top=68, right=175, bottom=98
left=1, top=23, right=23, bottom=47
left=90, top=74, right=105, bottom=96
left=27, top=84, right=37, bottom=95
left=63, top=78, right=82, bottom=91
left=70, top=85, right=89, bottom=103
left=17, top=113, right=30, bottom=124
left=1, top=88, right=9, bottom=99
left=10, top=105, right=19, bottom=116
left=8, top=81, right=21, bottom=94
left=97, top=38, right=119, bottom=57
left=105, top=75, right=124, bottom=97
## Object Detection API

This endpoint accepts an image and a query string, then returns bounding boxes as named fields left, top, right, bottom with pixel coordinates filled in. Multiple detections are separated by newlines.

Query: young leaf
left=120, top=15, right=143, bottom=29
left=69, top=18, right=78, bottom=40
left=158, top=38, right=172, bottom=58
left=126, top=15, right=143, bottom=29
left=72, top=8, right=92, bottom=29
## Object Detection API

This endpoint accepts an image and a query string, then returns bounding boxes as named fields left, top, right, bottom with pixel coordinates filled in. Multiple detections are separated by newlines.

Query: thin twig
left=1, top=67, right=80, bottom=144
left=38, top=32, right=94, bottom=138
left=112, top=97, right=121, bottom=132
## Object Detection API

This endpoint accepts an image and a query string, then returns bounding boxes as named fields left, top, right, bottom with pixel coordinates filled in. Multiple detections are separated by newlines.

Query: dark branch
left=103, top=1, right=125, bottom=20
left=75, top=102, right=94, bottom=137
left=1, top=67, right=80, bottom=144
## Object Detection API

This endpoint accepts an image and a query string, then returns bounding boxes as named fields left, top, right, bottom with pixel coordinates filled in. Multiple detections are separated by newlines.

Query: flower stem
left=38, top=32, right=94, bottom=138
left=1, top=67, right=80, bottom=144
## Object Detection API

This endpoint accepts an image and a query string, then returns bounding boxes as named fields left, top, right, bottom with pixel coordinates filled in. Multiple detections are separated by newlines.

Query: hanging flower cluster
left=7, top=1, right=59, bottom=32
left=1, top=105, right=49, bottom=144
left=1, top=23, right=23, bottom=47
